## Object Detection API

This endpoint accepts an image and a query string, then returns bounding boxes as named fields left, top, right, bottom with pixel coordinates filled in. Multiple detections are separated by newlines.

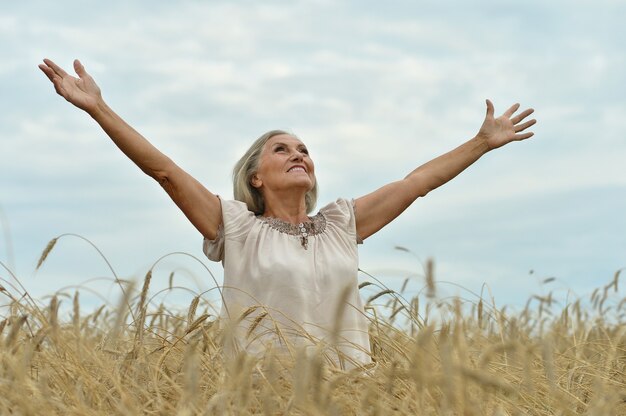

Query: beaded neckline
left=257, top=212, right=327, bottom=249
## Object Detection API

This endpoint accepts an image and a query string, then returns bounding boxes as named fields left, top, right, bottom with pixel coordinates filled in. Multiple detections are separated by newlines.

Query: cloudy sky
left=1, top=0, right=624, bottom=311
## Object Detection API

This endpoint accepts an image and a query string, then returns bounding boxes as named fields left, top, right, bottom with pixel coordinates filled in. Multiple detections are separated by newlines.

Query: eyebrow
left=272, top=142, right=307, bottom=149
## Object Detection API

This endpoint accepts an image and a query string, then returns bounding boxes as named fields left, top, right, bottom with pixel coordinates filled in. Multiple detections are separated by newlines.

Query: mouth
left=287, top=165, right=307, bottom=173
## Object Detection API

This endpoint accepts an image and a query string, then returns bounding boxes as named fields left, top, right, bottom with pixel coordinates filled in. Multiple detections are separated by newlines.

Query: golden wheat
left=1, top=248, right=625, bottom=414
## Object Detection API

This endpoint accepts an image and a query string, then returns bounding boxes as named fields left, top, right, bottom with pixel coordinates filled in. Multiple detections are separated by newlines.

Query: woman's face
left=252, top=134, right=316, bottom=194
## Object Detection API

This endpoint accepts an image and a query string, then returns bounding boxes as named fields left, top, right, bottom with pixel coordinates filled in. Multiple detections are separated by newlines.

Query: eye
left=300, top=147, right=309, bottom=155
left=274, top=145, right=286, bottom=152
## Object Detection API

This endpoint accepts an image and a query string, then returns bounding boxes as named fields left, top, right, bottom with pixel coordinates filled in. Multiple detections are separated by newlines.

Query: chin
left=290, top=178, right=314, bottom=190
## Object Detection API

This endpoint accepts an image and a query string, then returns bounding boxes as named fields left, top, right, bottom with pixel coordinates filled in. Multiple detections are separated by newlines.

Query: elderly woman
left=39, top=59, right=536, bottom=368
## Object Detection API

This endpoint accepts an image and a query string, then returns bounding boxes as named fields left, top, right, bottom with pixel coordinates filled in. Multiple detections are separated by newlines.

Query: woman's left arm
left=354, top=100, right=536, bottom=240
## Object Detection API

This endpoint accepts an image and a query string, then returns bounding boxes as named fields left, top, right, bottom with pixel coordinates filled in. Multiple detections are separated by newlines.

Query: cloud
left=2, top=0, right=625, bottom=306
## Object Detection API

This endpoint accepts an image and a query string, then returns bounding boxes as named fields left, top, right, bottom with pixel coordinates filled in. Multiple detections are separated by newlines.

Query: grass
left=0, top=236, right=625, bottom=415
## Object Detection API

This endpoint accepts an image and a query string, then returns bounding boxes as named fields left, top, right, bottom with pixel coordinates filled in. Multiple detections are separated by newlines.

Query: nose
left=290, top=149, right=305, bottom=161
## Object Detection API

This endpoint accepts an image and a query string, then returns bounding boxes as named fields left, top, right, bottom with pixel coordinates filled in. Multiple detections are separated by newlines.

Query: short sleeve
left=319, top=198, right=363, bottom=245
left=351, top=198, right=364, bottom=244
left=202, top=223, right=224, bottom=262
left=202, top=198, right=256, bottom=262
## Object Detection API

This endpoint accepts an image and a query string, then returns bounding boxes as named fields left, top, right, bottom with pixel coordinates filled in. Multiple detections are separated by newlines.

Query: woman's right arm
left=38, top=59, right=222, bottom=240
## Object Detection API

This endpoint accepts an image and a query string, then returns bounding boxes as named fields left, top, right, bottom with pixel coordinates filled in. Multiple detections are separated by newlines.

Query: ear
left=250, top=174, right=262, bottom=188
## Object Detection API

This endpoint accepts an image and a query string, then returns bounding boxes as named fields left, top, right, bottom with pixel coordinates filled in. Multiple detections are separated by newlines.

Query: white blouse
left=203, top=198, right=372, bottom=368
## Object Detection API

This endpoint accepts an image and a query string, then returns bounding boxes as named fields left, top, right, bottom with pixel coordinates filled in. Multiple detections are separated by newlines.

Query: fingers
left=511, top=107, right=536, bottom=139
left=485, top=99, right=494, bottom=118
left=514, top=118, right=536, bottom=133
left=514, top=132, right=534, bottom=141
left=39, top=59, right=69, bottom=97
left=39, top=63, right=66, bottom=97
left=511, top=108, right=534, bottom=125
left=503, top=103, right=520, bottom=118
left=38, top=64, right=56, bottom=82
left=484, top=100, right=532, bottom=129
left=42, top=58, right=69, bottom=78
left=73, top=59, right=87, bottom=78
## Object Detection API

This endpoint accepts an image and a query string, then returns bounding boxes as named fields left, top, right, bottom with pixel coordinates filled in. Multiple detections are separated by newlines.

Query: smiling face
left=251, top=134, right=316, bottom=195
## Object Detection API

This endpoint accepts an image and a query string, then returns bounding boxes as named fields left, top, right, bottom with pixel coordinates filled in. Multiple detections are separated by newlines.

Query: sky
left=1, top=0, right=625, bottom=313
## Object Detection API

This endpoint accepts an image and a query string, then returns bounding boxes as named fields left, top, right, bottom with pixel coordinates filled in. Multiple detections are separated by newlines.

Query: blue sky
left=1, top=0, right=624, bottom=311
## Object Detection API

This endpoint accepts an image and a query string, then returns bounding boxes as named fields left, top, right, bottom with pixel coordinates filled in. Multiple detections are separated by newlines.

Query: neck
left=262, top=189, right=309, bottom=223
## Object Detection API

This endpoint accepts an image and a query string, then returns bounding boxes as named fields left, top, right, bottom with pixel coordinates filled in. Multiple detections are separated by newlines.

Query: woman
left=39, top=59, right=536, bottom=368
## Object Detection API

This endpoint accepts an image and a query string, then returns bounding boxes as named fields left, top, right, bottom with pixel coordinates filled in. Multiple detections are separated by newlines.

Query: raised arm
left=354, top=100, right=536, bottom=240
left=38, top=59, right=221, bottom=240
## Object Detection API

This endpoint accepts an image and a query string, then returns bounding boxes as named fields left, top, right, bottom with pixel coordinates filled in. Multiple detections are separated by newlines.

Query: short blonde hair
left=233, top=130, right=318, bottom=215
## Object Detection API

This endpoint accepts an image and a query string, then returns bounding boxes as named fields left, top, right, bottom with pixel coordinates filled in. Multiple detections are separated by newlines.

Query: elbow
left=150, top=164, right=176, bottom=193
left=148, top=159, right=177, bottom=186
left=153, top=170, right=174, bottom=194
left=416, top=190, right=428, bottom=199
left=152, top=169, right=169, bottom=186
left=405, top=178, right=431, bottom=199
left=418, top=186, right=433, bottom=198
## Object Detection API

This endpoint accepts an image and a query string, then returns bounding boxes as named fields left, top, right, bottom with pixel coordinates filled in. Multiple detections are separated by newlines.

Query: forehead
left=264, top=134, right=306, bottom=148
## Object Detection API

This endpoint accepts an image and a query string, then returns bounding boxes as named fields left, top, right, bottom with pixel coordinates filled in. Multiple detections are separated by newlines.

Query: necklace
left=298, top=222, right=310, bottom=249
left=257, top=212, right=326, bottom=250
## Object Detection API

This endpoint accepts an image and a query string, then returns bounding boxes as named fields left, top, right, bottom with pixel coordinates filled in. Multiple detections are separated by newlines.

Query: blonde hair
left=233, top=130, right=318, bottom=215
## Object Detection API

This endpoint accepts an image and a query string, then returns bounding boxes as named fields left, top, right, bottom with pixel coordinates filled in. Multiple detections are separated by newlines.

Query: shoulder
left=319, top=198, right=354, bottom=219
left=319, top=198, right=357, bottom=230
left=319, top=198, right=363, bottom=244
left=220, top=198, right=251, bottom=213
left=219, top=198, right=256, bottom=238
left=202, top=198, right=255, bottom=261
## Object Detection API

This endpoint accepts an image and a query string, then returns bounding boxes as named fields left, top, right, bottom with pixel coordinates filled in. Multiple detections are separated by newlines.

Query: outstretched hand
left=477, top=100, right=536, bottom=150
left=38, top=59, right=102, bottom=113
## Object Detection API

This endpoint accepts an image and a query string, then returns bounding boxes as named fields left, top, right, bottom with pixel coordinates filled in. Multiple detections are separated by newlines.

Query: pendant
left=299, top=223, right=309, bottom=250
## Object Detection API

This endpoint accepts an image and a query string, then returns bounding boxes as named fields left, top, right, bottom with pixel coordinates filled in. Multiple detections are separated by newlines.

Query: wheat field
left=1, top=236, right=625, bottom=415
